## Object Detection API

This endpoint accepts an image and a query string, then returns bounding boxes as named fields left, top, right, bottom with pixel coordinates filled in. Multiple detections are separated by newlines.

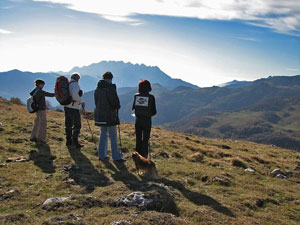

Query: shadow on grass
left=29, top=143, right=56, bottom=173
left=67, top=146, right=110, bottom=193
left=102, top=160, right=142, bottom=191
left=102, top=159, right=234, bottom=217
left=156, top=177, right=235, bottom=218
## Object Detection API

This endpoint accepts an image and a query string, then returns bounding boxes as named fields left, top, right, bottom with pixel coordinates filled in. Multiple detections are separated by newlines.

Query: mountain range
left=0, top=61, right=196, bottom=106
left=82, top=75, right=300, bottom=150
left=1, top=61, right=300, bottom=150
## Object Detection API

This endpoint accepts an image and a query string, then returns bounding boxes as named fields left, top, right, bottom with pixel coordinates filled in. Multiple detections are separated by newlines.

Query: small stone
left=271, top=168, right=281, bottom=176
left=276, top=174, right=287, bottom=179
left=43, top=196, right=72, bottom=206
left=0, top=163, right=6, bottom=167
left=0, top=122, right=3, bottom=127
left=244, top=168, right=255, bottom=172
left=111, top=220, right=133, bottom=225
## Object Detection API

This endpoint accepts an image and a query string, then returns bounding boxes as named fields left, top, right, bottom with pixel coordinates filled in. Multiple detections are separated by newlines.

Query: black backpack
left=55, top=76, right=72, bottom=105
left=133, top=94, right=152, bottom=117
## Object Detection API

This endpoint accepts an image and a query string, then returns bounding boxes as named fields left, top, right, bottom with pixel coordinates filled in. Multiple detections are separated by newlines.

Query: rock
left=52, top=136, right=63, bottom=141
left=113, top=189, right=179, bottom=216
left=244, top=168, right=255, bottom=172
left=297, top=154, right=300, bottom=159
left=43, top=196, right=72, bottom=206
left=6, top=156, right=29, bottom=163
left=212, top=176, right=231, bottom=186
left=0, top=163, right=6, bottom=167
left=271, top=168, right=282, bottom=176
left=0, top=189, right=20, bottom=200
left=276, top=174, right=287, bottom=179
left=159, top=151, right=169, bottom=158
left=0, top=122, right=3, bottom=127
left=114, top=192, right=153, bottom=209
left=111, top=220, right=133, bottom=225
left=141, top=183, right=174, bottom=191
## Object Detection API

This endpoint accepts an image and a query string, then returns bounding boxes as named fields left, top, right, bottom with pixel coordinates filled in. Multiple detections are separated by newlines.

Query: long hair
left=138, top=80, right=152, bottom=93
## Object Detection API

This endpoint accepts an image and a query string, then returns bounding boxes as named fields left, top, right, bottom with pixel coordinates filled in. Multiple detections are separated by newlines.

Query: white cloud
left=288, top=68, right=300, bottom=72
left=0, top=28, right=12, bottom=34
left=33, top=0, right=300, bottom=35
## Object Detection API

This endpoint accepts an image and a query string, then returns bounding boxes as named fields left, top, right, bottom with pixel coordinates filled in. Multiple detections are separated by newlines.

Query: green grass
left=1, top=97, right=300, bottom=224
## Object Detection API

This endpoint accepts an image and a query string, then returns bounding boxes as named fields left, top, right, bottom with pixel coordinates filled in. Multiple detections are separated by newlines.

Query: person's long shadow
left=103, top=158, right=234, bottom=217
left=68, top=147, right=110, bottom=193
left=102, top=160, right=142, bottom=191
left=29, top=143, right=56, bottom=173
left=155, top=177, right=235, bottom=217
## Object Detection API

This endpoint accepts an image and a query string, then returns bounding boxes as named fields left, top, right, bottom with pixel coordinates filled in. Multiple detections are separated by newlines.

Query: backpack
left=27, top=88, right=40, bottom=113
left=133, top=94, right=152, bottom=117
left=55, top=76, right=72, bottom=105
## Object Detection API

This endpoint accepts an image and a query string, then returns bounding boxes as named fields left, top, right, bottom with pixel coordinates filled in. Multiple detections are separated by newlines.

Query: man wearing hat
left=64, top=72, right=85, bottom=148
left=30, top=79, right=55, bottom=143
left=94, top=71, right=125, bottom=162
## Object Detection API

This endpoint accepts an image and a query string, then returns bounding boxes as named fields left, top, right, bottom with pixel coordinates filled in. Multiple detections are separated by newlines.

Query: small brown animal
left=132, top=152, right=158, bottom=179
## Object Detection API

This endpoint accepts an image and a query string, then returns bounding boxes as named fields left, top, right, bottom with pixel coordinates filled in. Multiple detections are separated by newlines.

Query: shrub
left=9, top=97, right=24, bottom=105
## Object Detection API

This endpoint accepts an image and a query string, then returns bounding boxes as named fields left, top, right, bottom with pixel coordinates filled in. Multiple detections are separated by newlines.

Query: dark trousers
left=64, top=107, right=81, bottom=142
left=135, top=116, right=151, bottom=158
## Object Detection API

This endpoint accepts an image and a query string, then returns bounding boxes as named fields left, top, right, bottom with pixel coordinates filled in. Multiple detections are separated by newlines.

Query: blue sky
left=0, top=0, right=299, bottom=87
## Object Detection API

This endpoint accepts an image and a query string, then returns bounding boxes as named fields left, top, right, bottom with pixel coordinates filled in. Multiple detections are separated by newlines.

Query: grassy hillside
left=1, top=98, right=300, bottom=224
left=165, top=96, right=300, bottom=151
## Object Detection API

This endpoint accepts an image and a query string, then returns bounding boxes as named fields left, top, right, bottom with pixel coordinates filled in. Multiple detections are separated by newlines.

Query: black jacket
left=30, top=88, right=55, bottom=111
left=94, top=80, right=120, bottom=126
left=132, top=92, right=156, bottom=118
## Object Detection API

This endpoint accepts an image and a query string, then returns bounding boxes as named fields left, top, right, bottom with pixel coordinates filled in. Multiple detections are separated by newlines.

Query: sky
left=0, top=0, right=300, bottom=87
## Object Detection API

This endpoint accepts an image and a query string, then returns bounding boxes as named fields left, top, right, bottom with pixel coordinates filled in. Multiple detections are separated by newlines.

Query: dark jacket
left=30, top=87, right=55, bottom=111
left=132, top=92, right=156, bottom=118
left=94, top=80, right=120, bottom=126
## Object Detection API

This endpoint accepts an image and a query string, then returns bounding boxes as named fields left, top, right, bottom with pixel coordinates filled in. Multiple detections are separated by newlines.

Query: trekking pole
left=148, top=139, right=151, bottom=160
left=82, top=106, right=96, bottom=146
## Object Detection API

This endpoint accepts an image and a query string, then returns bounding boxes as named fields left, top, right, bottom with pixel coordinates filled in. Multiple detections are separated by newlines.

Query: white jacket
left=64, top=79, right=83, bottom=110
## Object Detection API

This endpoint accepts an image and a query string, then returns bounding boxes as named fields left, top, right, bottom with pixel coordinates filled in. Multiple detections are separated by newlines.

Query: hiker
left=64, top=73, right=85, bottom=148
left=132, top=80, right=156, bottom=158
left=94, top=71, right=125, bottom=162
left=30, top=79, right=55, bottom=143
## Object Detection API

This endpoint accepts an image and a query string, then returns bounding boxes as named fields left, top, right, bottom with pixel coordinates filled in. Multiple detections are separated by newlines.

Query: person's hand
left=81, top=102, right=85, bottom=109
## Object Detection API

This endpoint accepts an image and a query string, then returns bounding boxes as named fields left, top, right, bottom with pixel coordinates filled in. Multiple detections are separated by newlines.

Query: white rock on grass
left=111, top=220, right=133, bottom=225
left=271, top=168, right=281, bottom=176
left=115, top=192, right=153, bottom=209
left=244, top=168, right=255, bottom=172
left=276, top=174, right=287, bottom=179
left=43, top=196, right=72, bottom=206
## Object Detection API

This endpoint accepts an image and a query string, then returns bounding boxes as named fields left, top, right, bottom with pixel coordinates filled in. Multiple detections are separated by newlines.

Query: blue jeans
left=98, top=126, right=122, bottom=160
